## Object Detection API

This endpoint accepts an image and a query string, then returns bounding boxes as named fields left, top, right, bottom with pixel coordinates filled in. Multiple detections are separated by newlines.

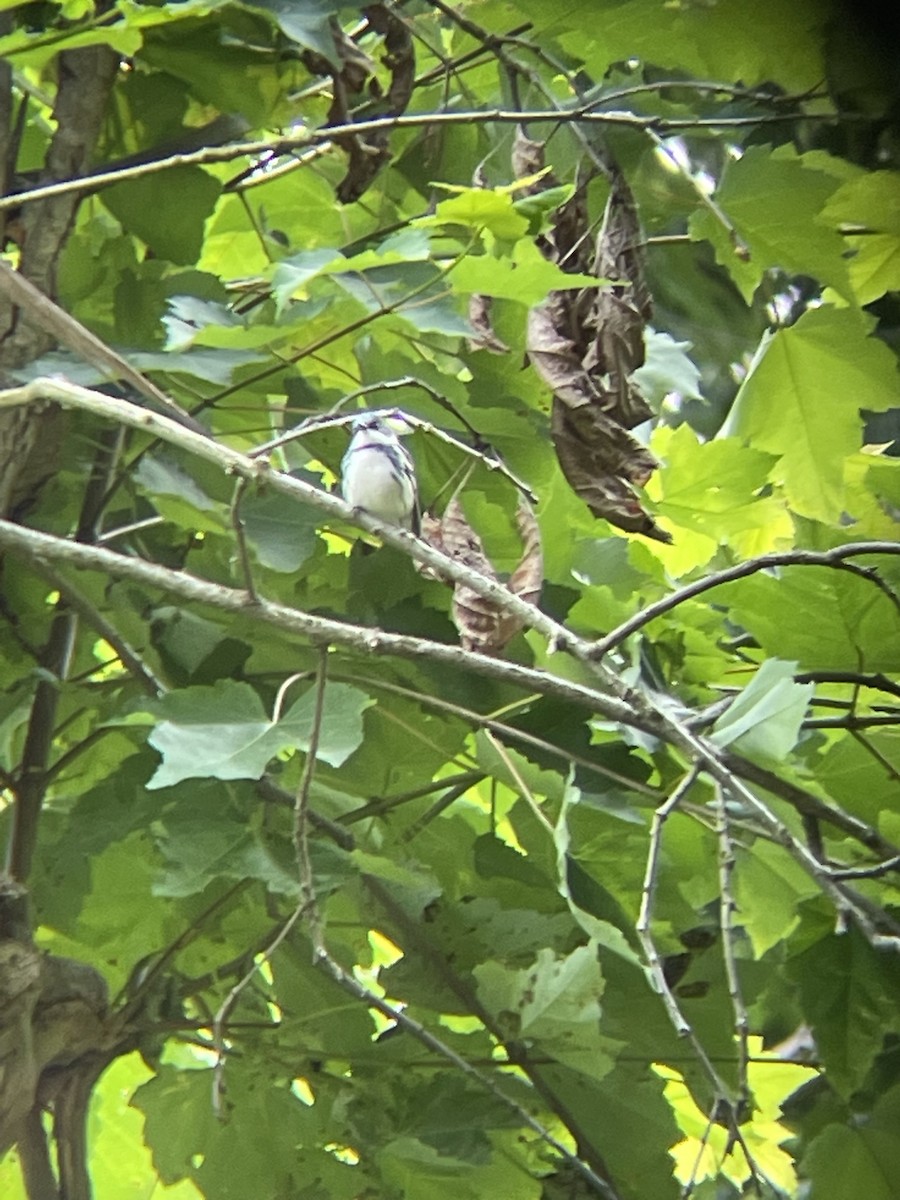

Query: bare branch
left=722, top=752, right=900, bottom=863
left=0, top=262, right=206, bottom=434
left=293, top=647, right=329, bottom=950
left=0, top=379, right=581, bottom=657
left=713, top=784, right=750, bottom=1114
left=28, top=561, right=164, bottom=698
left=0, top=105, right=834, bottom=215
left=637, top=767, right=733, bottom=1097
left=591, top=544, right=900, bottom=658
left=229, top=477, right=259, bottom=601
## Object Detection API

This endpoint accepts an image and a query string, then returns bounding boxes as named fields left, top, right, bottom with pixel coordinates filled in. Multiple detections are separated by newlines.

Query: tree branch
left=0, top=379, right=583, bottom=657
left=0, top=104, right=836, bottom=215
left=5, top=607, right=76, bottom=883
left=590, top=545, right=900, bottom=658
left=0, top=262, right=206, bottom=434
left=722, top=752, right=900, bottom=865
left=0, top=514, right=643, bottom=728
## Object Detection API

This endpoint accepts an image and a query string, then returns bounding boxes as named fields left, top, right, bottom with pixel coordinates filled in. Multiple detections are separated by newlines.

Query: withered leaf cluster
left=514, top=130, right=670, bottom=542
left=420, top=493, right=543, bottom=656
left=302, top=5, right=414, bottom=204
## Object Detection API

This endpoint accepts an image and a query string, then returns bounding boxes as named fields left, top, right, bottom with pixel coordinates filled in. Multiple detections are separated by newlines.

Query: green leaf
left=334, top=263, right=473, bottom=336
left=240, top=486, right=322, bottom=572
left=711, top=658, right=813, bottom=762
left=85, top=1055, right=203, bottom=1199
left=134, top=454, right=227, bottom=533
left=103, top=167, right=222, bottom=266
left=474, top=944, right=614, bottom=1079
left=553, top=784, right=642, bottom=963
left=634, top=329, right=704, bottom=407
left=788, top=927, right=900, bottom=1096
left=722, top=563, right=900, bottom=673
left=132, top=347, right=269, bottom=384
left=801, top=1084, right=900, bottom=1200
left=646, top=424, right=791, bottom=572
left=733, top=840, right=819, bottom=957
left=822, top=171, right=900, bottom=303
left=690, top=145, right=852, bottom=301
left=271, top=248, right=345, bottom=311
left=147, top=680, right=372, bottom=787
left=0, top=23, right=142, bottom=69
left=245, top=0, right=343, bottom=61
left=153, top=809, right=298, bottom=898
left=542, top=0, right=829, bottom=92
left=721, top=305, right=900, bottom=522
left=419, top=189, right=531, bottom=240
left=449, top=240, right=600, bottom=305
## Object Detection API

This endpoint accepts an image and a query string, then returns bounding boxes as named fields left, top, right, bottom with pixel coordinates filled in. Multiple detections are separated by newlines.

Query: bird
left=340, top=412, right=420, bottom=533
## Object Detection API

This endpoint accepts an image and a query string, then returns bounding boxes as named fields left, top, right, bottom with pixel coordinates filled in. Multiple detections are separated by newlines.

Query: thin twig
left=334, top=674, right=661, bottom=796
left=312, top=945, right=621, bottom=1197
left=340, top=769, right=485, bottom=825
left=826, top=855, right=900, bottom=881
left=722, top=751, right=900, bottom=862
left=251, top=384, right=537, bottom=502
left=293, top=648, right=329, bottom=947
left=483, top=729, right=554, bottom=833
left=113, top=881, right=251, bottom=1018
left=289, top=655, right=620, bottom=1196
left=712, top=783, right=750, bottom=1115
left=210, top=903, right=306, bottom=1119
left=795, top=671, right=900, bottom=701
left=804, top=714, right=900, bottom=730
left=645, top=127, right=749, bottom=258
left=0, top=104, right=839, bottom=213
left=850, top=729, right=900, bottom=785
left=591, top=544, right=900, bottom=657
left=230, top=476, right=258, bottom=600
left=637, top=767, right=734, bottom=1111
left=29, top=561, right=165, bottom=697
left=398, top=776, right=479, bottom=842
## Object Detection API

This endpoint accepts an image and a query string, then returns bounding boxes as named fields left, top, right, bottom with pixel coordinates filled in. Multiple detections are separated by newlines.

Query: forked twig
left=713, top=783, right=750, bottom=1114
left=637, top=767, right=735, bottom=1102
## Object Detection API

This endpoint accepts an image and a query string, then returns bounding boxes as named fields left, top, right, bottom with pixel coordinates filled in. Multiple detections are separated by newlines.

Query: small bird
left=340, top=412, right=420, bottom=533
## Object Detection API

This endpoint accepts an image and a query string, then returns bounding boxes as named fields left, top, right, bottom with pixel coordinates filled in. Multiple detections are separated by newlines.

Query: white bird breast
left=341, top=426, right=418, bottom=529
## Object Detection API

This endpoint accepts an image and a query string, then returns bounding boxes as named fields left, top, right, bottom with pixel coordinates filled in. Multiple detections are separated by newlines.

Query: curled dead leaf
left=468, top=293, right=511, bottom=354
left=304, top=6, right=415, bottom=205
left=553, top=400, right=670, bottom=541
left=515, top=134, right=668, bottom=539
left=420, top=494, right=544, bottom=655
left=507, top=495, right=543, bottom=610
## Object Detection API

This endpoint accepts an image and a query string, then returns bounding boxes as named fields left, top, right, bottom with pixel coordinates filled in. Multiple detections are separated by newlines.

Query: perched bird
left=340, top=412, right=420, bottom=533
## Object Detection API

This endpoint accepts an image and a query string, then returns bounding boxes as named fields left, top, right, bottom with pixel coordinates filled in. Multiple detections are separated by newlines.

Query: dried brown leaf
left=552, top=400, right=670, bottom=541
left=415, top=511, right=449, bottom=580
left=441, top=496, right=506, bottom=655
left=423, top=495, right=543, bottom=655
left=582, top=165, right=653, bottom=427
left=512, top=126, right=552, bottom=189
left=519, top=141, right=666, bottom=539
left=508, top=496, right=543, bottom=608
left=305, top=6, right=414, bottom=205
left=468, top=293, right=510, bottom=354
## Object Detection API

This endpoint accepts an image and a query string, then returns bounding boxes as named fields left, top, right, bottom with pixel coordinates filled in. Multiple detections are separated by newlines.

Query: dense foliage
left=0, top=2, right=898, bottom=1198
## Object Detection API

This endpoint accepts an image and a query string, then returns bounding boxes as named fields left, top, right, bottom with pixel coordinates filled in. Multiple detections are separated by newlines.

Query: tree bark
left=0, top=42, right=119, bottom=517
